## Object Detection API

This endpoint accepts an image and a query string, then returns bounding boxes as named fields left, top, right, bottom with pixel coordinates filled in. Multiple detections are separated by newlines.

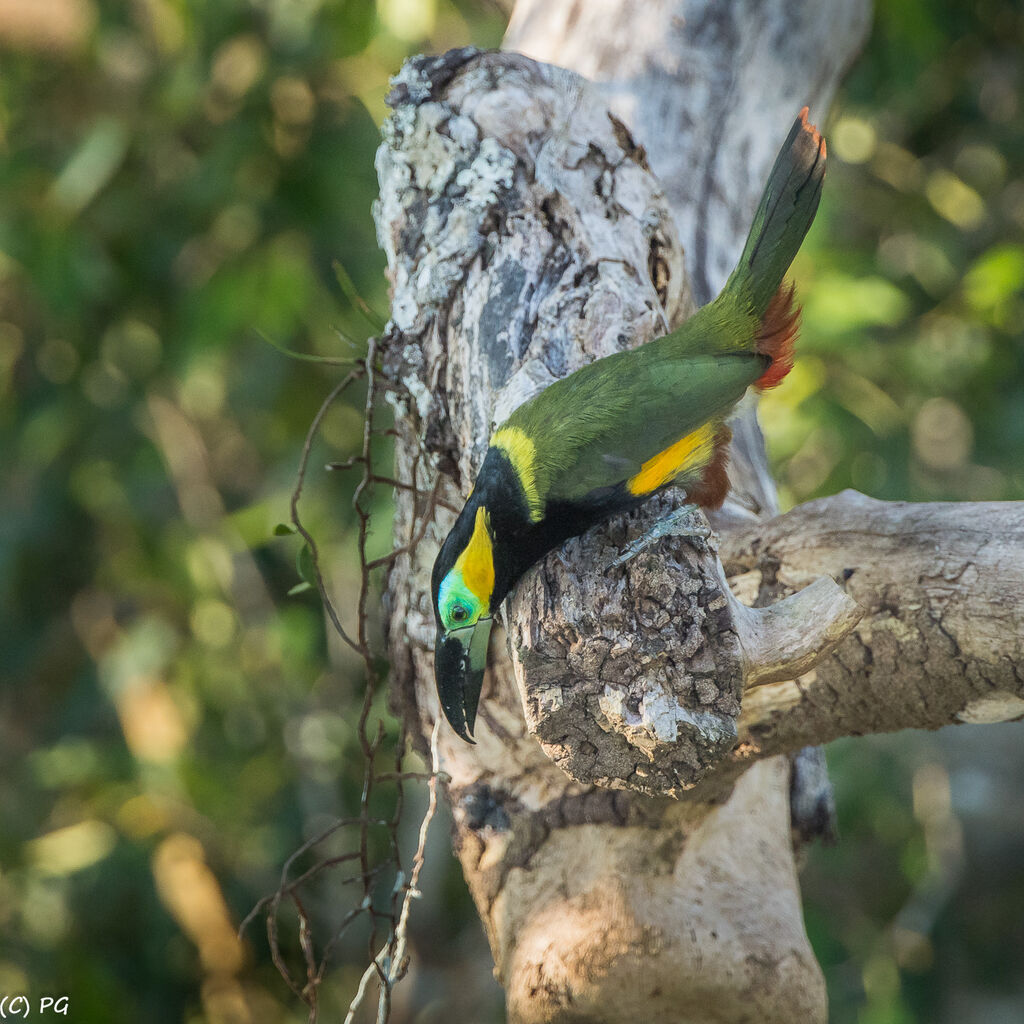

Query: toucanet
left=431, top=108, right=826, bottom=741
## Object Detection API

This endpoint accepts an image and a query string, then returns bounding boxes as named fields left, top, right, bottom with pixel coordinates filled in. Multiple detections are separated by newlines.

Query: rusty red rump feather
left=687, top=424, right=733, bottom=509
left=753, top=281, right=800, bottom=391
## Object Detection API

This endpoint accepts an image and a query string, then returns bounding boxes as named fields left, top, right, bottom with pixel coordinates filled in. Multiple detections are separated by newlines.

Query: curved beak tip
left=434, top=618, right=492, bottom=744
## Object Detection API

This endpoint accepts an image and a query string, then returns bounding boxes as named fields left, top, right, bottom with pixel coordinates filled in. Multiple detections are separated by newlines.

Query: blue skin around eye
left=438, top=570, right=482, bottom=630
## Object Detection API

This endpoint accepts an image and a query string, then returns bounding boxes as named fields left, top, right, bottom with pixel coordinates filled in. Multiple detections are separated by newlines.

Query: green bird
left=431, top=108, right=826, bottom=742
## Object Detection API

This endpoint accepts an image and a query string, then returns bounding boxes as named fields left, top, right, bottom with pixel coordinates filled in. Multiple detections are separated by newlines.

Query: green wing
left=499, top=345, right=761, bottom=504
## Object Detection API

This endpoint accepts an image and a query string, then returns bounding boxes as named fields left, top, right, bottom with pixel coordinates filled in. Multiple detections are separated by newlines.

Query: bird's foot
left=610, top=504, right=711, bottom=569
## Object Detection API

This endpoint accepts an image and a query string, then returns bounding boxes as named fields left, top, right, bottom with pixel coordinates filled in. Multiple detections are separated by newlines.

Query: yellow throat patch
left=491, top=426, right=544, bottom=522
left=453, top=506, right=495, bottom=605
left=627, top=422, right=717, bottom=496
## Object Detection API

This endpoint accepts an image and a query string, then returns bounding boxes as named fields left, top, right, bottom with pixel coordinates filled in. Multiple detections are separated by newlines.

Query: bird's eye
left=450, top=604, right=469, bottom=624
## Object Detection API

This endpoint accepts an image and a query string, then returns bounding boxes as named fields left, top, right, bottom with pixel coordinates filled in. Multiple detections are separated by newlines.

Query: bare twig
left=289, top=366, right=366, bottom=654
left=343, top=719, right=444, bottom=1024
left=246, top=331, right=449, bottom=1022
left=334, top=259, right=387, bottom=333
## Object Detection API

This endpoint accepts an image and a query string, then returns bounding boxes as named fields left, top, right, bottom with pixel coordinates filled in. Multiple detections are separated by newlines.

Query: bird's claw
left=610, top=503, right=711, bottom=568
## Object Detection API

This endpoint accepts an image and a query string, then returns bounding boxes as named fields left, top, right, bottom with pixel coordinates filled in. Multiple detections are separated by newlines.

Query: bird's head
left=431, top=502, right=496, bottom=742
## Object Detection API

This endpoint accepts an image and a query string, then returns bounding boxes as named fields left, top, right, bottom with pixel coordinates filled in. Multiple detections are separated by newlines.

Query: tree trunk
left=374, top=3, right=1016, bottom=1021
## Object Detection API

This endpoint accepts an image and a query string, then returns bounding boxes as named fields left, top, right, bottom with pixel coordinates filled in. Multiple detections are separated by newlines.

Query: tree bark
left=361, top=3, right=1024, bottom=1022
left=725, top=491, right=1024, bottom=756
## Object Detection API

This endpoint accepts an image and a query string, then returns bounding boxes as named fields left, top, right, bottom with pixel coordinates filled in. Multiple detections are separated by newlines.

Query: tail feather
left=728, top=107, right=826, bottom=319
left=754, top=281, right=800, bottom=390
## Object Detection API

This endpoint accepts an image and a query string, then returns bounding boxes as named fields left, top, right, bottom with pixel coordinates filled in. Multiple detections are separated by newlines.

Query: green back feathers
left=490, top=108, right=826, bottom=509
left=498, top=345, right=758, bottom=504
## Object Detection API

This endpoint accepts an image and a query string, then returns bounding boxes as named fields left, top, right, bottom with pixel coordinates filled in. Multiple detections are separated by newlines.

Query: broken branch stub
left=732, top=575, right=863, bottom=689
left=506, top=494, right=745, bottom=797
left=507, top=497, right=863, bottom=795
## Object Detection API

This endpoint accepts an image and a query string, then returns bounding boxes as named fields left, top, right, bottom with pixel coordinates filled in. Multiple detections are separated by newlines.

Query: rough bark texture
left=508, top=497, right=746, bottom=796
left=505, top=503, right=865, bottom=795
left=369, top=4, right=913, bottom=1022
left=724, top=492, right=1024, bottom=759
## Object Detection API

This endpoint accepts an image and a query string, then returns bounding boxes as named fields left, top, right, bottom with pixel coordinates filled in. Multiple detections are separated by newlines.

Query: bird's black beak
left=434, top=616, right=493, bottom=743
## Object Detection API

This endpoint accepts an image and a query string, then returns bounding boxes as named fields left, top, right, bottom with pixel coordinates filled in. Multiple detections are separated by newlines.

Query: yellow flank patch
left=627, top=422, right=717, bottom=496
left=454, top=506, right=495, bottom=605
left=491, top=426, right=544, bottom=522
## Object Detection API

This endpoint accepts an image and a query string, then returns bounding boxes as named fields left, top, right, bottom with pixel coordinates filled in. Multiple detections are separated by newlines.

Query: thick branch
left=722, top=491, right=1024, bottom=761
left=506, top=495, right=861, bottom=795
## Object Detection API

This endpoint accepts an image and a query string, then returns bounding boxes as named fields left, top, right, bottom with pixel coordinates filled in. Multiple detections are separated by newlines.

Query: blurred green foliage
left=773, top=4, right=1024, bottom=1023
left=0, top=0, right=1021, bottom=1022
left=765, top=1, right=1024, bottom=512
left=0, top=1, right=504, bottom=1021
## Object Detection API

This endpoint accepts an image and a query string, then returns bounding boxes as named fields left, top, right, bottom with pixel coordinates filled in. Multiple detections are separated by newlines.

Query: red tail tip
left=798, top=106, right=826, bottom=159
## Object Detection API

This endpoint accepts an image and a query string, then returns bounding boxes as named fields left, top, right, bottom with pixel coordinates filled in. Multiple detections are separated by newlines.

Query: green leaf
left=296, top=542, right=317, bottom=586
left=964, top=245, right=1024, bottom=313
left=287, top=582, right=314, bottom=597
left=333, top=259, right=386, bottom=332
left=274, top=522, right=297, bottom=536
left=255, top=328, right=360, bottom=366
